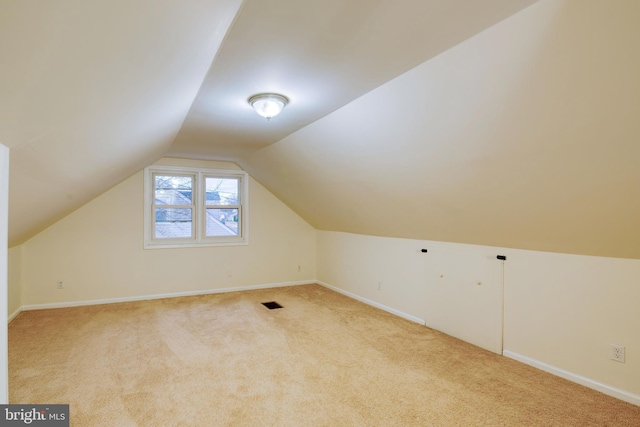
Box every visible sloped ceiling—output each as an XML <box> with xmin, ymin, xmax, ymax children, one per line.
<box><xmin>169</xmin><ymin>0</ymin><xmax>538</xmax><ymax>160</ymax></box>
<box><xmin>1</xmin><ymin>0</ymin><xmax>244</xmax><ymax>245</ymax></box>
<box><xmin>243</xmin><ymin>0</ymin><xmax>640</xmax><ymax>259</ymax></box>
<box><xmin>3</xmin><ymin>0</ymin><xmax>639</xmax><ymax>259</ymax></box>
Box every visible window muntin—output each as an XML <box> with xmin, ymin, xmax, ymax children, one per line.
<box><xmin>144</xmin><ymin>166</ymin><xmax>248</xmax><ymax>248</ymax></box>
<box><xmin>152</xmin><ymin>174</ymin><xmax>195</xmax><ymax>240</ymax></box>
<box><xmin>204</xmin><ymin>176</ymin><xmax>240</xmax><ymax>237</ymax></box>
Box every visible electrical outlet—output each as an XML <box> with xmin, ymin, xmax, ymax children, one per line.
<box><xmin>611</xmin><ymin>344</ymin><xmax>625</xmax><ymax>363</ymax></box>
<box><xmin>57</xmin><ymin>280</ymin><xmax>64</xmax><ymax>289</ymax></box>
<box><xmin>297</xmin><ymin>265</ymin><xmax>301</xmax><ymax>272</ymax></box>
<box><xmin>377</xmin><ymin>282</ymin><xmax>382</xmax><ymax>290</ymax></box>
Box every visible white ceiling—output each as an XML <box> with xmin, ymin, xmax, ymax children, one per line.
<box><xmin>3</xmin><ymin>0</ymin><xmax>640</xmax><ymax>259</ymax></box>
<box><xmin>169</xmin><ymin>0</ymin><xmax>538</xmax><ymax>160</ymax></box>
<box><xmin>1</xmin><ymin>0</ymin><xmax>244</xmax><ymax>245</ymax></box>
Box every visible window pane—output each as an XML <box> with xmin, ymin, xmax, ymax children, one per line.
<box><xmin>206</xmin><ymin>208</ymin><xmax>239</xmax><ymax>236</ymax></box>
<box><xmin>205</xmin><ymin>177</ymin><xmax>238</xmax><ymax>205</ymax></box>
<box><xmin>154</xmin><ymin>208</ymin><xmax>192</xmax><ymax>239</ymax></box>
<box><xmin>155</xmin><ymin>175</ymin><xmax>192</xmax><ymax>205</ymax></box>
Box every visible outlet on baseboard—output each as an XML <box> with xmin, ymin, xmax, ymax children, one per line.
<box><xmin>610</xmin><ymin>344</ymin><xmax>625</xmax><ymax>363</ymax></box>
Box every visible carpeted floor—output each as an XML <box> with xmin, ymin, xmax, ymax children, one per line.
<box><xmin>8</xmin><ymin>284</ymin><xmax>640</xmax><ymax>426</ymax></box>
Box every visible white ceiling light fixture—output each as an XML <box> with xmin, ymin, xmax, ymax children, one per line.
<box><xmin>248</xmin><ymin>93</ymin><xmax>289</xmax><ymax>120</ymax></box>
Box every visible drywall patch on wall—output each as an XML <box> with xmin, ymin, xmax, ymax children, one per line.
<box><xmin>422</xmin><ymin>241</ymin><xmax>504</xmax><ymax>354</ymax></box>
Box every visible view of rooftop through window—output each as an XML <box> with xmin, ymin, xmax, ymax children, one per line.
<box><xmin>205</xmin><ymin>177</ymin><xmax>238</xmax><ymax>205</ymax></box>
<box><xmin>205</xmin><ymin>177</ymin><xmax>239</xmax><ymax>237</ymax></box>
<box><xmin>154</xmin><ymin>175</ymin><xmax>194</xmax><ymax>239</ymax></box>
<box><xmin>152</xmin><ymin>174</ymin><xmax>241</xmax><ymax>240</ymax></box>
<box><xmin>155</xmin><ymin>175</ymin><xmax>192</xmax><ymax>204</ymax></box>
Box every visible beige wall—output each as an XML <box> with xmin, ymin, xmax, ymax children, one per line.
<box><xmin>7</xmin><ymin>246</ymin><xmax>21</xmax><ymax>319</ymax></box>
<box><xmin>504</xmin><ymin>249</ymin><xmax>640</xmax><ymax>399</ymax></box>
<box><xmin>0</xmin><ymin>143</ymin><xmax>8</xmax><ymax>403</ymax></box>
<box><xmin>317</xmin><ymin>231</ymin><xmax>504</xmax><ymax>354</ymax></box>
<box><xmin>317</xmin><ymin>230</ymin><xmax>640</xmax><ymax>403</ymax></box>
<box><xmin>18</xmin><ymin>159</ymin><xmax>316</xmax><ymax>306</ymax></box>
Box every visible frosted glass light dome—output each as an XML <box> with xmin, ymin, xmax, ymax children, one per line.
<box><xmin>248</xmin><ymin>93</ymin><xmax>289</xmax><ymax>120</ymax></box>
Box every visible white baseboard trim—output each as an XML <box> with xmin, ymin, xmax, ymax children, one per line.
<box><xmin>8</xmin><ymin>308</ymin><xmax>21</xmax><ymax>323</ymax></box>
<box><xmin>317</xmin><ymin>280</ymin><xmax>425</xmax><ymax>325</ymax></box>
<box><xmin>15</xmin><ymin>280</ymin><xmax>316</xmax><ymax>314</ymax></box>
<box><xmin>503</xmin><ymin>350</ymin><xmax>640</xmax><ymax>407</ymax></box>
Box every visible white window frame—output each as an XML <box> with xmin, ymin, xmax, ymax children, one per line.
<box><xmin>144</xmin><ymin>165</ymin><xmax>249</xmax><ymax>249</ymax></box>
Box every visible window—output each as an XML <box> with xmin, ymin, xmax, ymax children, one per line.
<box><xmin>144</xmin><ymin>166</ymin><xmax>248</xmax><ymax>248</ymax></box>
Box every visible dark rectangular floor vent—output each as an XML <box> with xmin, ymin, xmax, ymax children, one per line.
<box><xmin>262</xmin><ymin>301</ymin><xmax>283</xmax><ymax>310</ymax></box>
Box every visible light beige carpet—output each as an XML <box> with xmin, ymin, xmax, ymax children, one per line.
<box><xmin>8</xmin><ymin>284</ymin><xmax>640</xmax><ymax>426</ymax></box>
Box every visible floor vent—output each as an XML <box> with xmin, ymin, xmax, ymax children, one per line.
<box><xmin>262</xmin><ymin>301</ymin><xmax>283</xmax><ymax>310</ymax></box>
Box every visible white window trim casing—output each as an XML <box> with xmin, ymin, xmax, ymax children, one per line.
<box><xmin>144</xmin><ymin>165</ymin><xmax>249</xmax><ymax>249</ymax></box>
